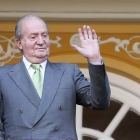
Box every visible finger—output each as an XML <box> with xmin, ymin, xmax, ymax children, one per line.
<box><xmin>83</xmin><ymin>25</ymin><xmax>88</xmax><ymax>40</ymax></box>
<box><xmin>87</xmin><ymin>26</ymin><xmax>92</xmax><ymax>39</ymax></box>
<box><xmin>92</xmin><ymin>29</ymin><xmax>98</xmax><ymax>40</ymax></box>
<box><xmin>78</xmin><ymin>28</ymin><xmax>84</xmax><ymax>41</ymax></box>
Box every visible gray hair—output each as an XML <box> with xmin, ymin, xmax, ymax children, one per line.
<box><xmin>15</xmin><ymin>14</ymin><xmax>48</xmax><ymax>53</ymax></box>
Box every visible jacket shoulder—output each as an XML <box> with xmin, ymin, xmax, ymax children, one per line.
<box><xmin>50</xmin><ymin>62</ymin><xmax>78</xmax><ymax>72</ymax></box>
<box><xmin>51</xmin><ymin>62</ymin><xmax>77</xmax><ymax>68</ymax></box>
<box><xmin>0</xmin><ymin>64</ymin><xmax>15</xmax><ymax>72</ymax></box>
<box><xmin>0</xmin><ymin>64</ymin><xmax>15</xmax><ymax>80</ymax></box>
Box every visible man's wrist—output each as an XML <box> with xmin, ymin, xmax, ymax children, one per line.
<box><xmin>89</xmin><ymin>57</ymin><xmax>103</xmax><ymax>65</ymax></box>
<box><xmin>88</xmin><ymin>55</ymin><xmax>102</xmax><ymax>64</ymax></box>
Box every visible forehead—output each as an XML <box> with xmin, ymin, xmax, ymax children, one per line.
<box><xmin>22</xmin><ymin>18</ymin><xmax>48</xmax><ymax>34</ymax></box>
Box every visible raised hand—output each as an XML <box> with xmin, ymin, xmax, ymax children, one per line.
<box><xmin>71</xmin><ymin>25</ymin><xmax>102</xmax><ymax>63</ymax></box>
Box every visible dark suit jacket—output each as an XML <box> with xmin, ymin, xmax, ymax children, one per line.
<box><xmin>0</xmin><ymin>60</ymin><xmax>110</xmax><ymax>139</ymax></box>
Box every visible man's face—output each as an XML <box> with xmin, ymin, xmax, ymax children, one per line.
<box><xmin>16</xmin><ymin>18</ymin><xmax>50</xmax><ymax>63</ymax></box>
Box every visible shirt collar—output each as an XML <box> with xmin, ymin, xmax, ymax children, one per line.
<box><xmin>22</xmin><ymin>56</ymin><xmax>47</xmax><ymax>71</ymax></box>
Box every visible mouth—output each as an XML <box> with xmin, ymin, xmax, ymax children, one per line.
<box><xmin>36</xmin><ymin>47</ymin><xmax>47</xmax><ymax>50</ymax></box>
<box><xmin>38</xmin><ymin>47</ymin><xmax>46</xmax><ymax>49</ymax></box>
<box><xmin>36</xmin><ymin>48</ymin><xmax>47</xmax><ymax>52</ymax></box>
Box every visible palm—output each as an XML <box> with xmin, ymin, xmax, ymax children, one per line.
<box><xmin>80</xmin><ymin>38</ymin><xmax>99</xmax><ymax>58</ymax></box>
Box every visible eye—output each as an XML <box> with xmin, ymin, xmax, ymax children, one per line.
<box><xmin>31</xmin><ymin>36</ymin><xmax>35</xmax><ymax>39</ymax></box>
<box><xmin>44</xmin><ymin>35</ymin><xmax>47</xmax><ymax>37</ymax></box>
<box><xmin>30</xmin><ymin>35</ymin><xmax>37</xmax><ymax>40</ymax></box>
<box><xmin>42</xmin><ymin>34</ymin><xmax>47</xmax><ymax>38</ymax></box>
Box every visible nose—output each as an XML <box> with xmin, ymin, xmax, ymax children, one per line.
<box><xmin>37</xmin><ymin>35</ymin><xmax>44</xmax><ymax>45</ymax></box>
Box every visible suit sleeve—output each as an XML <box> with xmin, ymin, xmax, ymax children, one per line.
<box><xmin>0</xmin><ymin>69</ymin><xmax>5</xmax><ymax>139</ymax></box>
<box><xmin>0</xmin><ymin>91</ymin><xmax>4</xmax><ymax>139</ymax></box>
<box><xmin>75</xmin><ymin>62</ymin><xmax>110</xmax><ymax>110</ymax></box>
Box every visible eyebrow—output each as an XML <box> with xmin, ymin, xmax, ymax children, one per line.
<box><xmin>30</xmin><ymin>32</ymin><xmax>48</xmax><ymax>35</ymax></box>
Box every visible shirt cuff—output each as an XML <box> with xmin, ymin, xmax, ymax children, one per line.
<box><xmin>89</xmin><ymin>57</ymin><xmax>104</xmax><ymax>65</ymax></box>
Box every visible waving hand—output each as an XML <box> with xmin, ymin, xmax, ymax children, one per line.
<box><xmin>71</xmin><ymin>25</ymin><xmax>102</xmax><ymax>63</ymax></box>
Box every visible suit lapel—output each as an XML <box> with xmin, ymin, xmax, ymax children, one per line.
<box><xmin>8</xmin><ymin>60</ymin><xmax>40</xmax><ymax>109</ymax></box>
<box><xmin>33</xmin><ymin>61</ymin><xmax>64</xmax><ymax>125</ymax></box>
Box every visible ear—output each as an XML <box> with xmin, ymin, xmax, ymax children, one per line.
<box><xmin>15</xmin><ymin>38</ymin><xmax>23</xmax><ymax>49</ymax></box>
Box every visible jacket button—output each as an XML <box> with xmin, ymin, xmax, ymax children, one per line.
<box><xmin>59</xmin><ymin>106</ymin><xmax>62</xmax><ymax>110</ymax></box>
<box><xmin>19</xmin><ymin>109</ymin><xmax>23</xmax><ymax>114</ymax></box>
<box><xmin>53</xmin><ymin>126</ymin><xmax>58</xmax><ymax>130</ymax></box>
<box><xmin>32</xmin><ymin>127</ymin><xmax>36</xmax><ymax>131</ymax></box>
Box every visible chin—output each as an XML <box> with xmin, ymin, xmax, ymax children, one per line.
<box><xmin>36</xmin><ymin>53</ymin><xmax>49</xmax><ymax>58</ymax></box>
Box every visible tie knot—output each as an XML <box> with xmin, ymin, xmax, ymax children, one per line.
<box><xmin>31</xmin><ymin>64</ymin><xmax>40</xmax><ymax>70</ymax></box>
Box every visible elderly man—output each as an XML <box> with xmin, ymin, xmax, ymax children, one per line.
<box><xmin>0</xmin><ymin>15</ymin><xmax>110</xmax><ymax>139</ymax></box>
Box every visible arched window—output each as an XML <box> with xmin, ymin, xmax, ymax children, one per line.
<box><xmin>76</xmin><ymin>69</ymin><xmax>140</xmax><ymax>140</ymax></box>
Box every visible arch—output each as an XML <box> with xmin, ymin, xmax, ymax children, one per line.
<box><xmin>49</xmin><ymin>54</ymin><xmax>140</xmax><ymax>83</ymax></box>
<box><xmin>75</xmin><ymin>69</ymin><xmax>140</xmax><ymax>140</ymax></box>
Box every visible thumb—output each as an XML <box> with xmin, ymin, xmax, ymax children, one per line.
<box><xmin>71</xmin><ymin>45</ymin><xmax>82</xmax><ymax>52</ymax></box>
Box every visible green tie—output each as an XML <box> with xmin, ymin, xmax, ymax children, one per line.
<box><xmin>31</xmin><ymin>64</ymin><xmax>44</xmax><ymax>98</ymax></box>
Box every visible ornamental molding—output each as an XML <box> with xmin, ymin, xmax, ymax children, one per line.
<box><xmin>70</xmin><ymin>34</ymin><xmax>140</xmax><ymax>60</ymax></box>
<box><xmin>0</xmin><ymin>35</ymin><xmax>61</xmax><ymax>66</ymax></box>
<box><xmin>0</xmin><ymin>36</ymin><xmax>20</xmax><ymax>67</ymax></box>
<box><xmin>0</xmin><ymin>12</ymin><xmax>140</xmax><ymax>21</ymax></box>
<box><xmin>1</xmin><ymin>34</ymin><xmax>140</xmax><ymax>66</ymax></box>
<box><xmin>0</xmin><ymin>0</ymin><xmax>140</xmax><ymax>21</ymax></box>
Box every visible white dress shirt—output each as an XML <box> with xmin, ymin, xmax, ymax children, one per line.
<box><xmin>22</xmin><ymin>56</ymin><xmax>47</xmax><ymax>79</ymax></box>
